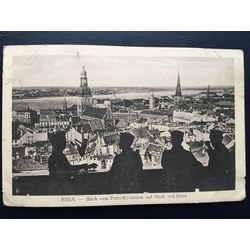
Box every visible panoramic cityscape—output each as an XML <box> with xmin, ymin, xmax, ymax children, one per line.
<box><xmin>12</xmin><ymin>61</ymin><xmax>235</xmax><ymax>195</ymax></box>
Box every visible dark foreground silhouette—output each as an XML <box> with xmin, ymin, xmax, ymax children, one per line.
<box><xmin>106</xmin><ymin>133</ymin><xmax>143</xmax><ymax>193</ymax></box>
<box><xmin>13</xmin><ymin>130</ymin><xmax>235</xmax><ymax>195</ymax></box>
<box><xmin>48</xmin><ymin>131</ymin><xmax>97</xmax><ymax>195</ymax></box>
<box><xmin>161</xmin><ymin>130</ymin><xmax>204</xmax><ymax>192</ymax></box>
<box><xmin>202</xmin><ymin>129</ymin><xmax>235</xmax><ymax>191</ymax></box>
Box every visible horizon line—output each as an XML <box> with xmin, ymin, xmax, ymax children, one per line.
<box><xmin>13</xmin><ymin>85</ymin><xmax>234</xmax><ymax>89</ymax></box>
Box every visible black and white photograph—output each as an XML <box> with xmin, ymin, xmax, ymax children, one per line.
<box><xmin>2</xmin><ymin>45</ymin><xmax>245</xmax><ymax>206</ymax></box>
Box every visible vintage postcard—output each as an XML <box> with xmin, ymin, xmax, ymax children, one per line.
<box><xmin>2</xmin><ymin>45</ymin><xmax>245</xmax><ymax>207</ymax></box>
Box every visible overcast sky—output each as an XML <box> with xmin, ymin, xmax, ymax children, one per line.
<box><xmin>12</xmin><ymin>55</ymin><xmax>234</xmax><ymax>88</ymax></box>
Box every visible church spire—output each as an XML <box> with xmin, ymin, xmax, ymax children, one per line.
<box><xmin>207</xmin><ymin>84</ymin><xmax>210</xmax><ymax>101</ymax></box>
<box><xmin>175</xmin><ymin>71</ymin><xmax>182</xmax><ymax>96</ymax></box>
<box><xmin>63</xmin><ymin>94</ymin><xmax>67</xmax><ymax>111</ymax></box>
<box><xmin>77</xmin><ymin>64</ymin><xmax>92</xmax><ymax>97</ymax></box>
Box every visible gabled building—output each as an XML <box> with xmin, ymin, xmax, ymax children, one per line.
<box><xmin>79</xmin><ymin>106</ymin><xmax>115</xmax><ymax>130</ymax></box>
<box><xmin>64</xmin><ymin>142</ymin><xmax>81</xmax><ymax>164</ymax></box>
<box><xmin>144</xmin><ymin>143</ymin><xmax>164</xmax><ymax>168</ymax></box>
<box><xmin>148</xmin><ymin>129</ymin><xmax>163</xmax><ymax>139</ymax></box>
<box><xmin>115</xmin><ymin>119</ymin><xmax>126</xmax><ymax>131</ymax></box>
<box><xmin>113</xmin><ymin>112</ymin><xmax>138</xmax><ymax>123</ymax></box>
<box><xmin>12</xmin><ymin>106</ymin><xmax>38</xmax><ymax>125</ymax></box>
<box><xmin>140</xmin><ymin>109</ymin><xmax>173</xmax><ymax>121</ymax></box>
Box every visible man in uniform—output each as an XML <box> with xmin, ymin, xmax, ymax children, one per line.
<box><xmin>48</xmin><ymin>131</ymin><xmax>97</xmax><ymax>195</ymax></box>
<box><xmin>161</xmin><ymin>130</ymin><xmax>204</xmax><ymax>192</ymax></box>
<box><xmin>106</xmin><ymin>133</ymin><xmax>143</xmax><ymax>193</ymax></box>
<box><xmin>204</xmin><ymin>129</ymin><xmax>235</xmax><ymax>190</ymax></box>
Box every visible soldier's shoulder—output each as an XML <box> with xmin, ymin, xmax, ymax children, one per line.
<box><xmin>180</xmin><ymin>148</ymin><xmax>194</xmax><ymax>157</ymax></box>
<box><xmin>164</xmin><ymin>147</ymin><xmax>172</xmax><ymax>152</ymax></box>
<box><xmin>183</xmin><ymin>148</ymin><xmax>193</xmax><ymax>154</ymax></box>
<box><xmin>162</xmin><ymin>148</ymin><xmax>171</xmax><ymax>155</ymax></box>
<box><xmin>130</xmin><ymin>150</ymin><xmax>140</xmax><ymax>158</ymax></box>
<box><xmin>114</xmin><ymin>153</ymin><xmax>121</xmax><ymax>159</ymax></box>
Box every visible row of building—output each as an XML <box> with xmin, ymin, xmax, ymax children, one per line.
<box><xmin>12</xmin><ymin>65</ymin><xmax>235</xmax><ymax>175</ymax></box>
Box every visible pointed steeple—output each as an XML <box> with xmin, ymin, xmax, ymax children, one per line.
<box><xmin>77</xmin><ymin>64</ymin><xmax>92</xmax><ymax>97</ymax></box>
<box><xmin>81</xmin><ymin>65</ymin><xmax>87</xmax><ymax>78</ymax></box>
<box><xmin>149</xmin><ymin>89</ymin><xmax>155</xmax><ymax>110</ymax></box>
<box><xmin>175</xmin><ymin>71</ymin><xmax>182</xmax><ymax>96</ymax></box>
<box><xmin>207</xmin><ymin>84</ymin><xmax>210</xmax><ymax>101</ymax></box>
<box><xmin>63</xmin><ymin>94</ymin><xmax>67</xmax><ymax>110</ymax></box>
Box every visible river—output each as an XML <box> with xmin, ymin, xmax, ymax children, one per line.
<box><xmin>12</xmin><ymin>90</ymin><xmax>202</xmax><ymax>110</ymax></box>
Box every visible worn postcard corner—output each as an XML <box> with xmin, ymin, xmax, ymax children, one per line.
<box><xmin>2</xmin><ymin>45</ymin><xmax>245</xmax><ymax>207</ymax></box>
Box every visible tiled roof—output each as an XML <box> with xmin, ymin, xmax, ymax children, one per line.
<box><xmin>18</xmin><ymin>124</ymin><xmax>28</xmax><ymax>132</ymax></box>
<box><xmin>88</xmin><ymin>134</ymin><xmax>98</xmax><ymax>143</ymax></box>
<box><xmin>90</xmin><ymin>142</ymin><xmax>97</xmax><ymax>154</ymax></box>
<box><xmin>226</xmin><ymin>118</ymin><xmax>235</xmax><ymax>124</ymax></box>
<box><xmin>189</xmin><ymin>121</ymin><xmax>207</xmax><ymax>125</ymax></box>
<box><xmin>146</xmin><ymin>143</ymin><xmax>163</xmax><ymax>152</ymax></box>
<box><xmin>89</xmin><ymin>119</ymin><xmax>104</xmax><ymax>131</ymax></box>
<box><xmin>94</xmin><ymin>154</ymin><xmax>114</xmax><ymax>160</ymax></box>
<box><xmin>141</xmin><ymin>110</ymin><xmax>174</xmax><ymax>116</ymax></box>
<box><xmin>186</xmin><ymin>141</ymin><xmax>204</xmax><ymax>148</ymax></box>
<box><xmin>148</xmin><ymin>136</ymin><xmax>156</xmax><ymax>144</ymax></box>
<box><xmin>82</xmin><ymin>106</ymin><xmax>108</xmax><ymax>119</ymax></box>
<box><xmin>40</xmin><ymin>110</ymin><xmax>56</xmax><ymax>115</ymax></box>
<box><xmin>13</xmin><ymin>158</ymin><xmax>48</xmax><ymax>172</ymax></box>
<box><xmin>222</xmin><ymin>134</ymin><xmax>233</xmax><ymax>146</ymax></box>
<box><xmin>64</xmin><ymin>143</ymin><xmax>79</xmax><ymax>155</ymax></box>
<box><xmin>103</xmin><ymin>133</ymin><xmax>119</xmax><ymax>145</ymax></box>
<box><xmin>115</xmin><ymin>119</ymin><xmax>126</xmax><ymax>128</ymax></box>
<box><xmin>71</xmin><ymin>116</ymin><xmax>81</xmax><ymax>124</ymax></box>
<box><xmin>148</xmin><ymin>129</ymin><xmax>163</xmax><ymax>136</ymax></box>
<box><xmin>68</xmin><ymin>105</ymin><xmax>77</xmax><ymax>111</ymax></box>
<box><xmin>137</xmin><ymin>118</ymin><xmax>148</xmax><ymax>124</ymax></box>
<box><xmin>74</xmin><ymin>119</ymin><xmax>89</xmax><ymax>126</ymax></box>
<box><xmin>29</xmin><ymin>140</ymin><xmax>52</xmax><ymax>148</ymax></box>
<box><xmin>131</xmin><ymin>127</ymin><xmax>148</xmax><ymax>138</ymax></box>
<box><xmin>74</xmin><ymin>122</ymin><xmax>92</xmax><ymax>133</ymax></box>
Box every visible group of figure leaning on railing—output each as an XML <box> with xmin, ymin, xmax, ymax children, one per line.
<box><xmin>48</xmin><ymin>129</ymin><xmax>235</xmax><ymax>195</ymax></box>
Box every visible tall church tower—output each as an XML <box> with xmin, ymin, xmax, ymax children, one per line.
<box><xmin>174</xmin><ymin>71</ymin><xmax>184</xmax><ymax>107</ymax></box>
<box><xmin>149</xmin><ymin>91</ymin><xmax>155</xmax><ymax>110</ymax></box>
<box><xmin>77</xmin><ymin>65</ymin><xmax>93</xmax><ymax>116</ymax></box>
<box><xmin>175</xmin><ymin>71</ymin><xmax>182</xmax><ymax>96</ymax></box>
<box><xmin>63</xmin><ymin>94</ymin><xmax>67</xmax><ymax>111</ymax></box>
<box><xmin>207</xmin><ymin>84</ymin><xmax>210</xmax><ymax>102</ymax></box>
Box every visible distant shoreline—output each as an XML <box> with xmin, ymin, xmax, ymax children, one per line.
<box><xmin>12</xmin><ymin>85</ymin><xmax>234</xmax><ymax>90</ymax></box>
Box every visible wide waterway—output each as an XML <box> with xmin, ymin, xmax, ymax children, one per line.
<box><xmin>13</xmin><ymin>90</ymin><xmax>203</xmax><ymax>110</ymax></box>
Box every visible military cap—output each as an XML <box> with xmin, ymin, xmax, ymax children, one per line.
<box><xmin>120</xmin><ymin>132</ymin><xmax>135</xmax><ymax>144</ymax></box>
<box><xmin>210</xmin><ymin>129</ymin><xmax>224</xmax><ymax>136</ymax></box>
<box><xmin>48</xmin><ymin>131</ymin><xmax>66</xmax><ymax>144</ymax></box>
<box><xmin>169</xmin><ymin>130</ymin><xmax>184</xmax><ymax>137</ymax></box>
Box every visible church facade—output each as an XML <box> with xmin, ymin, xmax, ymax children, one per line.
<box><xmin>76</xmin><ymin>65</ymin><xmax>116</xmax><ymax>130</ymax></box>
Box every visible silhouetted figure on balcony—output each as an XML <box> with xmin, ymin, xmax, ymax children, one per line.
<box><xmin>48</xmin><ymin>131</ymin><xmax>97</xmax><ymax>195</ymax></box>
<box><xmin>204</xmin><ymin>129</ymin><xmax>235</xmax><ymax>190</ymax></box>
<box><xmin>106</xmin><ymin>133</ymin><xmax>143</xmax><ymax>193</ymax></box>
<box><xmin>161</xmin><ymin>130</ymin><xmax>204</xmax><ymax>192</ymax></box>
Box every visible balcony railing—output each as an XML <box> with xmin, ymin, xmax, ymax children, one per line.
<box><xmin>12</xmin><ymin>169</ymin><xmax>235</xmax><ymax>196</ymax></box>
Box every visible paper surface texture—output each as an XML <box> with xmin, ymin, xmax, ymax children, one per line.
<box><xmin>2</xmin><ymin>45</ymin><xmax>245</xmax><ymax>207</ymax></box>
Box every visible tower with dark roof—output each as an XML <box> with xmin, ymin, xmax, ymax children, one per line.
<box><xmin>77</xmin><ymin>65</ymin><xmax>94</xmax><ymax>116</ymax></box>
<box><xmin>173</xmin><ymin>71</ymin><xmax>184</xmax><ymax>108</ymax></box>
<box><xmin>207</xmin><ymin>84</ymin><xmax>210</xmax><ymax>102</ymax></box>
<box><xmin>77</xmin><ymin>65</ymin><xmax>92</xmax><ymax>97</ymax></box>
<box><xmin>149</xmin><ymin>91</ymin><xmax>155</xmax><ymax>110</ymax></box>
<box><xmin>175</xmin><ymin>71</ymin><xmax>182</xmax><ymax>96</ymax></box>
<box><xmin>63</xmin><ymin>94</ymin><xmax>67</xmax><ymax>111</ymax></box>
